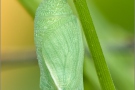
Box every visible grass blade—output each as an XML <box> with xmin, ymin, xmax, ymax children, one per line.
<box><xmin>18</xmin><ymin>0</ymin><xmax>41</xmax><ymax>18</ymax></box>
<box><xmin>73</xmin><ymin>0</ymin><xmax>116</xmax><ymax>89</ymax></box>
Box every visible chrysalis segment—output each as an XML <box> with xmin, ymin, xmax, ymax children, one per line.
<box><xmin>34</xmin><ymin>0</ymin><xmax>84</xmax><ymax>90</ymax></box>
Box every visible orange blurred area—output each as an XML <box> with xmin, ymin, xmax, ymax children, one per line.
<box><xmin>1</xmin><ymin>0</ymin><xmax>36</xmax><ymax>61</ymax></box>
<box><xmin>1</xmin><ymin>1</ymin><xmax>39</xmax><ymax>89</ymax></box>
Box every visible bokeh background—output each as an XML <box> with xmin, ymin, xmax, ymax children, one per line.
<box><xmin>1</xmin><ymin>0</ymin><xmax>134</xmax><ymax>90</ymax></box>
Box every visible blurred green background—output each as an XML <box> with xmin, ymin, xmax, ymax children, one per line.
<box><xmin>1</xmin><ymin>0</ymin><xmax>134</xmax><ymax>90</ymax></box>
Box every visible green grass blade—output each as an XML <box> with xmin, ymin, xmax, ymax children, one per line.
<box><xmin>18</xmin><ymin>0</ymin><xmax>41</xmax><ymax>18</ymax></box>
<box><xmin>73</xmin><ymin>0</ymin><xmax>116</xmax><ymax>90</ymax></box>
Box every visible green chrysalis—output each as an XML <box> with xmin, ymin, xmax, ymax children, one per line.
<box><xmin>34</xmin><ymin>0</ymin><xmax>84</xmax><ymax>89</ymax></box>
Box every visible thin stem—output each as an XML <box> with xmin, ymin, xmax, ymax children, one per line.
<box><xmin>73</xmin><ymin>0</ymin><xmax>116</xmax><ymax>90</ymax></box>
<box><xmin>18</xmin><ymin>0</ymin><xmax>41</xmax><ymax>18</ymax></box>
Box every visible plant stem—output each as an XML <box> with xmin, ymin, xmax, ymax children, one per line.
<box><xmin>73</xmin><ymin>0</ymin><xmax>116</xmax><ymax>90</ymax></box>
<box><xmin>18</xmin><ymin>0</ymin><xmax>41</xmax><ymax>18</ymax></box>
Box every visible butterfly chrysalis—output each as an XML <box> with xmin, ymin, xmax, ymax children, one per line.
<box><xmin>34</xmin><ymin>0</ymin><xmax>84</xmax><ymax>89</ymax></box>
